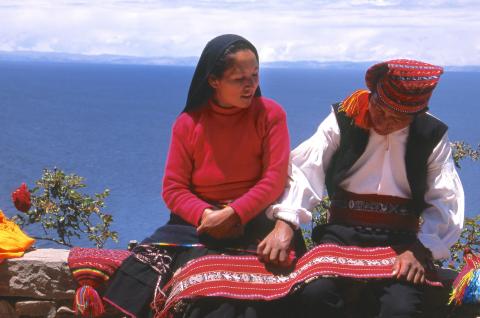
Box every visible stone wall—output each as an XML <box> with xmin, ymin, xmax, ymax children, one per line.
<box><xmin>0</xmin><ymin>249</ymin><xmax>123</xmax><ymax>318</ymax></box>
<box><xmin>0</xmin><ymin>249</ymin><xmax>479</xmax><ymax>318</ymax></box>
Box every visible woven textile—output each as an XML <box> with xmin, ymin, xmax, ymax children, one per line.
<box><xmin>329</xmin><ymin>191</ymin><xmax>419</xmax><ymax>232</ymax></box>
<box><xmin>68</xmin><ymin>247</ymin><xmax>132</xmax><ymax>317</ymax></box>
<box><xmin>68</xmin><ymin>247</ymin><xmax>132</xmax><ymax>288</ymax></box>
<box><xmin>365</xmin><ymin>59</ymin><xmax>443</xmax><ymax>114</ymax></box>
<box><xmin>157</xmin><ymin>244</ymin><xmax>442</xmax><ymax>318</ymax></box>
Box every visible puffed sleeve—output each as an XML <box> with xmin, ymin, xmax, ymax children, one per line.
<box><xmin>417</xmin><ymin>133</ymin><xmax>465</xmax><ymax>260</ymax></box>
<box><xmin>266</xmin><ymin>111</ymin><xmax>340</xmax><ymax>228</ymax></box>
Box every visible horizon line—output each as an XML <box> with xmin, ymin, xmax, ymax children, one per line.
<box><xmin>1</xmin><ymin>50</ymin><xmax>479</xmax><ymax>70</ymax></box>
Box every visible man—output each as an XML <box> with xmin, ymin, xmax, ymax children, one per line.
<box><xmin>257</xmin><ymin>59</ymin><xmax>464</xmax><ymax>317</ymax></box>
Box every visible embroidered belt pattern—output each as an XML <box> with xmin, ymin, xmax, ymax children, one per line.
<box><xmin>132</xmin><ymin>244</ymin><xmax>173</xmax><ymax>275</ymax></box>
<box><xmin>331</xmin><ymin>199</ymin><xmax>411</xmax><ymax>215</ymax></box>
<box><xmin>132</xmin><ymin>244</ymin><xmax>174</xmax><ymax>315</ymax></box>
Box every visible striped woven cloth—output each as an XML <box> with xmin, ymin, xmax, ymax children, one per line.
<box><xmin>157</xmin><ymin>244</ymin><xmax>442</xmax><ymax>318</ymax></box>
<box><xmin>68</xmin><ymin>247</ymin><xmax>132</xmax><ymax>288</ymax></box>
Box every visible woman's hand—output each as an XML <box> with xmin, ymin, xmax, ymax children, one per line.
<box><xmin>257</xmin><ymin>219</ymin><xmax>295</xmax><ymax>267</ymax></box>
<box><xmin>197</xmin><ymin>206</ymin><xmax>242</xmax><ymax>239</ymax></box>
<box><xmin>392</xmin><ymin>241</ymin><xmax>433</xmax><ymax>284</ymax></box>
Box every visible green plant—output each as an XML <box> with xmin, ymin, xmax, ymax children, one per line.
<box><xmin>13</xmin><ymin>168</ymin><xmax>118</xmax><ymax>248</ymax></box>
<box><xmin>446</xmin><ymin>215</ymin><xmax>480</xmax><ymax>269</ymax></box>
<box><xmin>443</xmin><ymin>141</ymin><xmax>480</xmax><ymax>268</ymax></box>
<box><xmin>302</xmin><ymin>197</ymin><xmax>330</xmax><ymax>250</ymax></box>
<box><xmin>451</xmin><ymin>141</ymin><xmax>479</xmax><ymax>168</ymax></box>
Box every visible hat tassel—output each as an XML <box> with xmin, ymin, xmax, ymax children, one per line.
<box><xmin>339</xmin><ymin>89</ymin><xmax>371</xmax><ymax>130</ymax></box>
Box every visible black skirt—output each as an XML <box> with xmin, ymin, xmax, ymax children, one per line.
<box><xmin>103</xmin><ymin>213</ymin><xmax>306</xmax><ymax>318</ymax></box>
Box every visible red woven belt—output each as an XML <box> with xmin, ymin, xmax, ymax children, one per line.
<box><xmin>329</xmin><ymin>190</ymin><xmax>419</xmax><ymax>232</ymax></box>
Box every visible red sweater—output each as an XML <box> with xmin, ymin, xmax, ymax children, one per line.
<box><xmin>162</xmin><ymin>97</ymin><xmax>290</xmax><ymax>226</ymax></box>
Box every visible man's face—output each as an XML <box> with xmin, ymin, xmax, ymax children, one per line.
<box><xmin>368</xmin><ymin>96</ymin><xmax>414</xmax><ymax>135</ymax></box>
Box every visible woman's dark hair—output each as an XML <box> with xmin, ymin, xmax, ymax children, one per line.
<box><xmin>209</xmin><ymin>41</ymin><xmax>258</xmax><ymax>79</ymax></box>
<box><xmin>183</xmin><ymin>34</ymin><xmax>261</xmax><ymax>113</ymax></box>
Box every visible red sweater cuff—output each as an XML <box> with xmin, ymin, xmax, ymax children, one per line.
<box><xmin>229</xmin><ymin>201</ymin><xmax>255</xmax><ymax>225</ymax></box>
<box><xmin>182</xmin><ymin>202</ymin><xmax>213</xmax><ymax>226</ymax></box>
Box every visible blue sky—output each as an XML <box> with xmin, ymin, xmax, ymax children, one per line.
<box><xmin>0</xmin><ymin>0</ymin><xmax>479</xmax><ymax>65</ymax></box>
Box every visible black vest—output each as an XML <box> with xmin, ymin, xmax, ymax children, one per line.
<box><xmin>325</xmin><ymin>103</ymin><xmax>448</xmax><ymax>215</ymax></box>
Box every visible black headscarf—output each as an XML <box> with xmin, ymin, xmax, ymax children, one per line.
<box><xmin>183</xmin><ymin>34</ymin><xmax>262</xmax><ymax>113</ymax></box>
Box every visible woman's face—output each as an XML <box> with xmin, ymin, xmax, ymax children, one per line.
<box><xmin>368</xmin><ymin>96</ymin><xmax>414</xmax><ymax>135</ymax></box>
<box><xmin>208</xmin><ymin>49</ymin><xmax>259</xmax><ymax>109</ymax></box>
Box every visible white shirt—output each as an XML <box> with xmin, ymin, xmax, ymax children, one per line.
<box><xmin>267</xmin><ymin>111</ymin><xmax>464</xmax><ymax>260</ymax></box>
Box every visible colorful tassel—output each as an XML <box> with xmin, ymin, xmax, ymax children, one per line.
<box><xmin>449</xmin><ymin>248</ymin><xmax>480</xmax><ymax>305</ymax></box>
<box><xmin>463</xmin><ymin>270</ymin><xmax>480</xmax><ymax>303</ymax></box>
<box><xmin>339</xmin><ymin>89</ymin><xmax>371</xmax><ymax>130</ymax></box>
<box><xmin>68</xmin><ymin>247</ymin><xmax>131</xmax><ymax>317</ymax></box>
<box><xmin>74</xmin><ymin>285</ymin><xmax>106</xmax><ymax>317</ymax></box>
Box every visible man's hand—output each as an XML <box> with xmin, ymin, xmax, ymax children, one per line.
<box><xmin>197</xmin><ymin>206</ymin><xmax>242</xmax><ymax>240</ymax></box>
<box><xmin>392</xmin><ymin>241</ymin><xmax>433</xmax><ymax>284</ymax></box>
<box><xmin>257</xmin><ymin>219</ymin><xmax>295</xmax><ymax>267</ymax></box>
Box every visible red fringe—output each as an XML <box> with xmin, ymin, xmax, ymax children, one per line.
<box><xmin>74</xmin><ymin>285</ymin><xmax>106</xmax><ymax>317</ymax></box>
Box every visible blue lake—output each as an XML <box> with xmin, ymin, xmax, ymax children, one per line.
<box><xmin>1</xmin><ymin>62</ymin><xmax>478</xmax><ymax>248</ymax></box>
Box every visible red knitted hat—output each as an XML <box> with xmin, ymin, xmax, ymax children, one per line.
<box><xmin>365</xmin><ymin>59</ymin><xmax>443</xmax><ymax>114</ymax></box>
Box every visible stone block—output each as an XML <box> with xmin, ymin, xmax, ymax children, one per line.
<box><xmin>15</xmin><ymin>300</ymin><xmax>56</xmax><ymax>317</ymax></box>
<box><xmin>0</xmin><ymin>299</ymin><xmax>18</xmax><ymax>318</ymax></box>
<box><xmin>0</xmin><ymin>249</ymin><xmax>75</xmax><ymax>300</ymax></box>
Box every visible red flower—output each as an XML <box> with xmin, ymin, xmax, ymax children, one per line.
<box><xmin>12</xmin><ymin>183</ymin><xmax>31</xmax><ymax>213</ymax></box>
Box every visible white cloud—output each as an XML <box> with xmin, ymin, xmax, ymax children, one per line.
<box><xmin>0</xmin><ymin>0</ymin><xmax>479</xmax><ymax>65</ymax></box>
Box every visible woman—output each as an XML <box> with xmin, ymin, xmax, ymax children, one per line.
<box><xmin>103</xmin><ymin>34</ymin><xmax>305</xmax><ymax>318</ymax></box>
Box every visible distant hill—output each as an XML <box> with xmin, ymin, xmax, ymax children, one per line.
<box><xmin>0</xmin><ymin>51</ymin><xmax>198</xmax><ymax>66</ymax></box>
<box><xmin>0</xmin><ymin>50</ymin><xmax>479</xmax><ymax>71</ymax></box>
<box><xmin>263</xmin><ymin>60</ymin><xmax>373</xmax><ymax>70</ymax></box>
